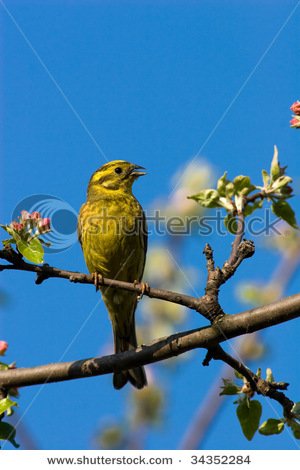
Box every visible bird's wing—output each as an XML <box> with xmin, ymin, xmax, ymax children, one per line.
<box><xmin>139</xmin><ymin>210</ymin><xmax>148</xmax><ymax>281</ymax></box>
<box><xmin>77</xmin><ymin>204</ymin><xmax>84</xmax><ymax>246</ymax></box>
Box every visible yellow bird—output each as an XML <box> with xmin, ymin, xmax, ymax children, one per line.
<box><xmin>78</xmin><ymin>160</ymin><xmax>147</xmax><ymax>389</ymax></box>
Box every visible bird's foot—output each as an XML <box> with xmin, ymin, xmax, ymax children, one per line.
<box><xmin>93</xmin><ymin>273</ymin><xmax>104</xmax><ymax>291</ymax></box>
<box><xmin>134</xmin><ymin>280</ymin><xmax>150</xmax><ymax>301</ymax></box>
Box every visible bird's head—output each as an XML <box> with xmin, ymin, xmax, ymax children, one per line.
<box><xmin>87</xmin><ymin>160</ymin><xmax>146</xmax><ymax>198</ymax></box>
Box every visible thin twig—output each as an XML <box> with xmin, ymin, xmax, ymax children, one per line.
<box><xmin>180</xmin><ymin>241</ymin><xmax>300</xmax><ymax>449</ymax></box>
<box><xmin>227</xmin><ymin>211</ymin><xmax>245</xmax><ymax>265</ymax></box>
<box><xmin>200</xmin><ymin>219</ymin><xmax>254</xmax><ymax>322</ymax></box>
<box><xmin>205</xmin><ymin>345</ymin><xmax>294</xmax><ymax>418</ymax></box>
<box><xmin>0</xmin><ymin>246</ymin><xmax>253</xmax><ymax>322</ymax></box>
<box><xmin>0</xmin><ymin>247</ymin><xmax>205</xmax><ymax>314</ymax></box>
<box><xmin>245</xmin><ymin>191</ymin><xmax>265</xmax><ymax>204</ymax></box>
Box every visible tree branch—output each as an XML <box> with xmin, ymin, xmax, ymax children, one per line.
<box><xmin>1</xmin><ymin>292</ymin><xmax>300</xmax><ymax>389</ymax></box>
<box><xmin>0</xmin><ymin>235</ymin><xmax>298</xmax><ymax>419</ymax></box>
<box><xmin>0</xmin><ymin>247</ymin><xmax>203</xmax><ymax>313</ymax></box>
<box><xmin>245</xmin><ymin>191</ymin><xmax>265</xmax><ymax>204</ymax></box>
<box><xmin>0</xmin><ymin>245</ymin><xmax>253</xmax><ymax>323</ymax></box>
<box><xmin>204</xmin><ymin>344</ymin><xmax>294</xmax><ymax>418</ymax></box>
<box><xmin>227</xmin><ymin>211</ymin><xmax>245</xmax><ymax>265</ymax></box>
<box><xmin>201</xmin><ymin>233</ymin><xmax>254</xmax><ymax>321</ymax></box>
<box><xmin>180</xmin><ymin>232</ymin><xmax>300</xmax><ymax>449</ymax></box>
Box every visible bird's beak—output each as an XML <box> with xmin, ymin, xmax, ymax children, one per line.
<box><xmin>129</xmin><ymin>164</ymin><xmax>147</xmax><ymax>177</ymax></box>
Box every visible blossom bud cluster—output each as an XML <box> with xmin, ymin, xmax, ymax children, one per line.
<box><xmin>0</xmin><ymin>340</ymin><xmax>8</xmax><ymax>356</ymax></box>
<box><xmin>290</xmin><ymin>101</ymin><xmax>300</xmax><ymax>128</ymax></box>
<box><xmin>10</xmin><ymin>211</ymin><xmax>51</xmax><ymax>236</ymax></box>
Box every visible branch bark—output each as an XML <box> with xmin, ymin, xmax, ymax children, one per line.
<box><xmin>0</xmin><ymin>239</ymin><xmax>298</xmax><ymax>422</ymax></box>
<box><xmin>1</xmin><ymin>292</ymin><xmax>300</xmax><ymax>389</ymax></box>
<box><xmin>227</xmin><ymin>211</ymin><xmax>245</xmax><ymax>265</ymax></box>
<box><xmin>0</xmin><ymin>247</ymin><xmax>207</xmax><ymax>317</ymax></box>
<box><xmin>0</xmin><ymin>244</ymin><xmax>253</xmax><ymax>322</ymax></box>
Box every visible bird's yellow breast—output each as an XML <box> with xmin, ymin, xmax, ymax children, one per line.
<box><xmin>78</xmin><ymin>194</ymin><xmax>146</xmax><ymax>283</ymax></box>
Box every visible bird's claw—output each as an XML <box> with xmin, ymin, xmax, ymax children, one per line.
<box><xmin>135</xmin><ymin>280</ymin><xmax>150</xmax><ymax>301</ymax></box>
<box><xmin>93</xmin><ymin>273</ymin><xmax>104</xmax><ymax>291</ymax></box>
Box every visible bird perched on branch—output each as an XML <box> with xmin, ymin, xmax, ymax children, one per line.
<box><xmin>78</xmin><ymin>160</ymin><xmax>147</xmax><ymax>389</ymax></box>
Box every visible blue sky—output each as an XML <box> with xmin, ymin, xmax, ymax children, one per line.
<box><xmin>1</xmin><ymin>0</ymin><xmax>300</xmax><ymax>450</ymax></box>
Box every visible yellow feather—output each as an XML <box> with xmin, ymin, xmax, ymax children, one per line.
<box><xmin>78</xmin><ymin>160</ymin><xmax>147</xmax><ymax>389</ymax></box>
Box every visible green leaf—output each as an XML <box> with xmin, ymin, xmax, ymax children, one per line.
<box><xmin>271</xmin><ymin>200</ymin><xmax>298</xmax><ymax>229</ymax></box>
<box><xmin>271</xmin><ymin>175</ymin><xmax>293</xmax><ymax>192</ymax></box>
<box><xmin>259</xmin><ymin>419</ymin><xmax>285</xmax><ymax>436</ymax></box>
<box><xmin>292</xmin><ymin>402</ymin><xmax>300</xmax><ymax>420</ymax></box>
<box><xmin>220</xmin><ymin>379</ymin><xmax>241</xmax><ymax>396</ymax></box>
<box><xmin>262</xmin><ymin>170</ymin><xmax>270</xmax><ymax>187</ymax></box>
<box><xmin>232</xmin><ymin>175</ymin><xmax>256</xmax><ymax>196</ymax></box>
<box><xmin>217</xmin><ymin>172</ymin><xmax>230</xmax><ymax>196</ymax></box>
<box><xmin>188</xmin><ymin>189</ymin><xmax>220</xmax><ymax>208</ymax></box>
<box><xmin>224</xmin><ymin>214</ymin><xmax>238</xmax><ymax>234</ymax></box>
<box><xmin>225</xmin><ymin>182</ymin><xmax>235</xmax><ymax>198</ymax></box>
<box><xmin>270</xmin><ymin>145</ymin><xmax>280</xmax><ymax>181</ymax></box>
<box><xmin>279</xmin><ymin>185</ymin><xmax>293</xmax><ymax>198</ymax></box>
<box><xmin>244</xmin><ymin>199</ymin><xmax>264</xmax><ymax>217</ymax></box>
<box><xmin>236</xmin><ymin>399</ymin><xmax>262</xmax><ymax>441</ymax></box>
<box><xmin>2</xmin><ymin>239</ymin><xmax>15</xmax><ymax>247</ymax></box>
<box><xmin>0</xmin><ymin>397</ymin><xmax>17</xmax><ymax>415</ymax></box>
<box><xmin>234</xmin><ymin>370</ymin><xmax>245</xmax><ymax>380</ymax></box>
<box><xmin>218</xmin><ymin>197</ymin><xmax>235</xmax><ymax>212</ymax></box>
<box><xmin>266</xmin><ymin>368</ymin><xmax>274</xmax><ymax>383</ymax></box>
<box><xmin>0</xmin><ymin>224</ymin><xmax>15</xmax><ymax>237</ymax></box>
<box><xmin>0</xmin><ymin>362</ymin><xmax>9</xmax><ymax>371</ymax></box>
<box><xmin>15</xmin><ymin>237</ymin><xmax>44</xmax><ymax>264</ymax></box>
<box><xmin>289</xmin><ymin>420</ymin><xmax>300</xmax><ymax>439</ymax></box>
<box><xmin>0</xmin><ymin>422</ymin><xmax>20</xmax><ymax>448</ymax></box>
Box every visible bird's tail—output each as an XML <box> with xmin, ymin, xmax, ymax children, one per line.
<box><xmin>112</xmin><ymin>319</ymin><xmax>147</xmax><ymax>390</ymax></box>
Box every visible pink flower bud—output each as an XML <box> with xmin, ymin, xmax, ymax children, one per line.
<box><xmin>38</xmin><ymin>217</ymin><xmax>51</xmax><ymax>233</ymax></box>
<box><xmin>290</xmin><ymin>117</ymin><xmax>300</xmax><ymax>128</ymax></box>
<box><xmin>0</xmin><ymin>340</ymin><xmax>8</xmax><ymax>356</ymax></box>
<box><xmin>290</xmin><ymin>101</ymin><xmax>300</xmax><ymax>115</ymax></box>
<box><xmin>11</xmin><ymin>222</ymin><xmax>24</xmax><ymax>232</ymax></box>
<box><xmin>21</xmin><ymin>210</ymin><xmax>31</xmax><ymax>221</ymax></box>
<box><xmin>31</xmin><ymin>211</ymin><xmax>41</xmax><ymax>220</ymax></box>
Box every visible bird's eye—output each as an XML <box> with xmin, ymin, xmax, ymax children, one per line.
<box><xmin>115</xmin><ymin>167</ymin><xmax>123</xmax><ymax>174</ymax></box>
